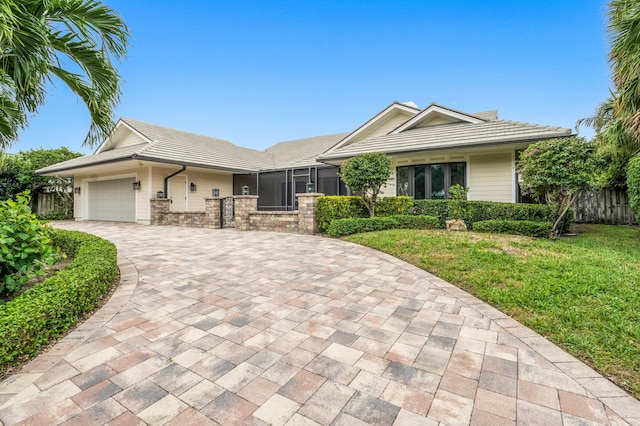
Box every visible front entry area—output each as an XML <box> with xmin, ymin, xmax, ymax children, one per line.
<box><xmin>87</xmin><ymin>178</ymin><xmax>135</xmax><ymax>222</ymax></box>
<box><xmin>169</xmin><ymin>175</ymin><xmax>187</xmax><ymax>211</ymax></box>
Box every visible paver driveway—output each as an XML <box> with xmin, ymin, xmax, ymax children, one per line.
<box><xmin>1</xmin><ymin>222</ymin><xmax>639</xmax><ymax>426</ymax></box>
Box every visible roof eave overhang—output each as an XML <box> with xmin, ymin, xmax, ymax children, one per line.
<box><xmin>130</xmin><ymin>155</ymin><xmax>258</xmax><ymax>174</ymax></box>
<box><xmin>317</xmin><ymin>133</ymin><xmax>575</xmax><ymax>164</ymax></box>
<box><xmin>34</xmin><ymin>155</ymin><xmax>136</xmax><ymax>176</ymax></box>
<box><xmin>36</xmin><ymin>154</ymin><xmax>259</xmax><ymax>176</ymax></box>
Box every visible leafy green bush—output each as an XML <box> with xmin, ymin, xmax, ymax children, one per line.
<box><xmin>627</xmin><ymin>154</ymin><xmax>640</xmax><ymax>220</ymax></box>
<box><xmin>473</xmin><ymin>220</ymin><xmax>553</xmax><ymax>238</ymax></box>
<box><xmin>0</xmin><ymin>229</ymin><xmax>118</xmax><ymax>369</ymax></box>
<box><xmin>327</xmin><ymin>215</ymin><xmax>439</xmax><ymax>237</ymax></box>
<box><xmin>316</xmin><ymin>196</ymin><xmax>368</xmax><ymax>232</ymax></box>
<box><xmin>375</xmin><ymin>196</ymin><xmax>414</xmax><ymax>217</ymax></box>
<box><xmin>0</xmin><ymin>192</ymin><xmax>59</xmax><ymax>297</ymax></box>
<box><xmin>447</xmin><ymin>184</ymin><xmax>470</xmax><ymax>220</ymax></box>
<box><xmin>411</xmin><ymin>199</ymin><xmax>564</xmax><ymax>229</ymax></box>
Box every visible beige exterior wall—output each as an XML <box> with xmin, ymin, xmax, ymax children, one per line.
<box><xmin>178</xmin><ymin>170</ymin><xmax>233</xmax><ymax>211</ymax></box>
<box><xmin>74</xmin><ymin>165</ymin><xmax>234</xmax><ymax>224</ymax></box>
<box><xmin>353</xmin><ymin>113</ymin><xmax>414</xmax><ymax>144</ymax></box>
<box><xmin>468</xmin><ymin>153</ymin><xmax>514</xmax><ymax>202</ymax></box>
<box><xmin>383</xmin><ymin>149</ymin><xmax>517</xmax><ymax>203</ymax></box>
<box><xmin>117</xmin><ymin>132</ymin><xmax>146</xmax><ymax>149</ymax></box>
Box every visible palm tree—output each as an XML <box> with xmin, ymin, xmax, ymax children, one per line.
<box><xmin>608</xmin><ymin>0</ymin><xmax>640</xmax><ymax>141</ymax></box>
<box><xmin>578</xmin><ymin>0</ymin><xmax>640</xmax><ymax>187</ymax></box>
<box><xmin>0</xmin><ymin>0</ymin><xmax>129</xmax><ymax>148</ymax></box>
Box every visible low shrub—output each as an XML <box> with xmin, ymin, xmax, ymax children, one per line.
<box><xmin>375</xmin><ymin>196</ymin><xmax>414</xmax><ymax>217</ymax></box>
<box><xmin>316</xmin><ymin>196</ymin><xmax>368</xmax><ymax>232</ymax></box>
<box><xmin>411</xmin><ymin>199</ymin><xmax>566</xmax><ymax>229</ymax></box>
<box><xmin>0</xmin><ymin>192</ymin><xmax>59</xmax><ymax>297</ymax></box>
<box><xmin>36</xmin><ymin>212</ymin><xmax>74</xmax><ymax>221</ymax></box>
<box><xmin>473</xmin><ymin>220</ymin><xmax>553</xmax><ymax>238</ymax></box>
<box><xmin>327</xmin><ymin>215</ymin><xmax>439</xmax><ymax>237</ymax></box>
<box><xmin>0</xmin><ymin>229</ymin><xmax>118</xmax><ymax>370</ymax></box>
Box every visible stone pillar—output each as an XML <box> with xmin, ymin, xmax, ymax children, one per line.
<box><xmin>234</xmin><ymin>195</ymin><xmax>259</xmax><ymax>231</ymax></box>
<box><xmin>150</xmin><ymin>198</ymin><xmax>170</xmax><ymax>225</ymax></box>
<box><xmin>297</xmin><ymin>193</ymin><xmax>324</xmax><ymax>234</ymax></box>
<box><xmin>204</xmin><ymin>198</ymin><xmax>222</xmax><ymax>229</ymax></box>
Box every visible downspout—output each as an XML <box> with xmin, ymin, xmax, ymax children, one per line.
<box><xmin>164</xmin><ymin>166</ymin><xmax>186</xmax><ymax>199</ymax></box>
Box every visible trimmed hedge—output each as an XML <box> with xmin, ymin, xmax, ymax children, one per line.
<box><xmin>317</xmin><ymin>196</ymin><xmax>368</xmax><ymax>232</ymax></box>
<box><xmin>326</xmin><ymin>215</ymin><xmax>439</xmax><ymax>237</ymax></box>
<box><xmin>375</xmin><ymin>196</ymin><xmax>414</xmax><ymax>217</ymax></box>
<box><xmin>474</xmin><ymin>220</ymin><xmax>553</xmax><ymax>238</ymax></box>
<box><xmin>410</xmin><ymin>199</ymin><xmax>570</xmax><ymax>229</ymax></box>
<box><xmin>0</xmin><ymin>229</ymin><xmax>118</xmax><ymax>370</ymax></box>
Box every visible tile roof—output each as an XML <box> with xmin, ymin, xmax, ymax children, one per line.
<box><xmin>265</xmin><ymin>132</ymin><xmax>350</xmax><ymax>169</ymax></box>
<box><xmin>36</xmin><ymin>118</ymin><xmax>275</xmax><ymax>175</ymax></box>
<box><xmin>36</xmin><ymin>119</ymin><xmax>348</xmax><ymax>175</ymax></box>
<box><xmin>318</xmin><ymin>119</ymin><xmax>572</xmax><ymax>161</ymax></box>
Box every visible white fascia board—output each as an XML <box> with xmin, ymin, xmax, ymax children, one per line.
<box><xmin>390</xmin><ymin>105</ymin><xmax>485</xmax><ymax>135</ymax></box>
<box><xmin>323</xmin><ymin>102</ymin><xmax>419</xmax><ymax>155</ymax></box>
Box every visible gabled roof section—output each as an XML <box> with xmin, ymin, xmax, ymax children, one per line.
<box><xmin>94</xmin><ymin>119</ymin><xmax>152</xmax><ymax>154</ymax></box>
<box><xmin>318</xmin><ymin>119</ymin><xmax>573</xmax><ymax>162</ymax></box>
<box><xmin>36</xmin><ymin>118</ymin><xmax>275</xmax><ymax>176</ymax></box>
<box><xmin>266</xmin><ymin>132</ymin><xmax>350</xmax><ymax>170</ymax></box>
<box><xmin>390</xmin><ymin>103</ymin><xmax>488</xmax><ymax>134</ymax></box>
<box><xmin>324</xmin><ymin>101</ymin><xmax>420</xmax><ymax>155</ymax></box>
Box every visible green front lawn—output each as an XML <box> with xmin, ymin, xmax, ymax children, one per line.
<box><xmin>346</xmin><ymin>224</ymin><xmax>640</xmax><ymax>399</ymax></box>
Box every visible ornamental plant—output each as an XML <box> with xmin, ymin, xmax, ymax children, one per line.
<box><xmin>339</xmin><ymin>152</ymin><xmax>393</xmax><ymax>217</ymax></box>
<box><xmin>0</xmin><ymin>191</ymin><xmax>58</xmax><ymax>297</ymax></box>
<box><xmin>516</xmin><ymin>137</ymin><xmax>602</xmax><ymax>238</ymax></box>
<box><xmin>447</xmin><ymin>184</ymin><xmax>469</xmax><ymax>220</ymax></box>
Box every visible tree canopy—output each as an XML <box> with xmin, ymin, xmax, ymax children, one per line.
<box><xmin>517</xmin><ymin>137</ymin><xmax>602</xmax><ymax>237</ymax></box>
<box><xmin>339</xmin><ymin>152</ymin><xmax>393</xmax><ymax>217</ymax></box>
<box><xmin>579</xmin><ymin>0</ymin><xmax>640</xmax><ymax>188</ymax></box>
<box><xmin>0</xmin><ymin>0</ymin><xmax>129</xmax><ymax>148</ymax></box>
<box><xmin>0</xmin><ymin>147</ymin><xmax>82</xmax><ymax>200</ymax></box>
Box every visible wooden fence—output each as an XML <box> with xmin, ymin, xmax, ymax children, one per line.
<box><xmin>572</xmin><ymin>188</ymin><xmax>637</xmax><ymax>225</ymax></box>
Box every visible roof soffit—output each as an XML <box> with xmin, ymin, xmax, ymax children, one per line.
<box><xmin>390</xmin><ymin>104</ymin><xmax>486</xmax><ymax>134</ymax></box>
<box><xmin>323</xmin><ymin>102</ymin><xmax>419</xmax><ymax>155</ymax></box>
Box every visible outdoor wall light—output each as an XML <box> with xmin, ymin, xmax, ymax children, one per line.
<box><xmin>212</xmin><ymin>188</ymin><xmax>220</xmax><ymax>198</ymax></box>
<box><xmin>73</xmin><ymin>186</ymin><xmax>81</xmax><ymax>194</ymax></box>
<box><xmin>241</xmin><ymin>185</ymin><xmax>250</xmax><ymax>195</ymax></box>
<box><xmin>132</xmin><ymin>181</ymin><xmax>141</xmax><ymax>190</ymax></box>
<box><xmin>190</xmin><ymin>182</ymin><xmax>197</xmax><ymax>192</ymax></box>
<box><xmin>156</xmin><ymin>191</ymin><xmax>164</xmax><ymax>199</ymax></box>
<box><xmin>306</xmin><ymin>182</ymin><xmax>315</xmax><ymax>193</ymax></box>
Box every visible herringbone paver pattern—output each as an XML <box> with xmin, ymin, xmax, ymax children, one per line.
<box><xmin>0</xmin><ymin>222</ymin><xmax>638</xmax><ymax>425</ymax></box>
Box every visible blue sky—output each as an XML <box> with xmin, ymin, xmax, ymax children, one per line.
<box><xmin>10</xmin><ymin>0</ymin><xmax>611</xmax><ymax>155</ymax></box>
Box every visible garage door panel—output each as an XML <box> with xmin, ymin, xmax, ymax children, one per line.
<box><xmin>88</xmin><ymin>178</ymin><xmax>135</xmax><ymax>222</ymax></box>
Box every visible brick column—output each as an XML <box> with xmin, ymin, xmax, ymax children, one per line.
<box><xmin>150</xmin><ymin>198</ymin><xmax>170</xmax><ymax>225</ymax></box>
<box><xmin>297</xmin><ymin>193</ymin><xmax>324</xmax><ymax>234</ymax></box>
<box><xmin>204</xmin><ymin>198</ymin><xmax>222</xmax><ymax>229</ymax></box>
<box><xmin>234</xmin><ymin>195</ymin><xmax>259</xmax><ymax>231</ymax></box>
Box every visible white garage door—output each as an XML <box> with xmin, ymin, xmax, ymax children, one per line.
<box><xmin>88</xmin><ymin>178</ymin><xmax>136</xmax><ymax>222</ymax></box>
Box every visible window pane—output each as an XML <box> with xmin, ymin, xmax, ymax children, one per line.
<box><xmin>414</xmin><ymin>166</ymin><xmax>426</xmax><ymax>199</ymax></box>
<box><xmin>431</xmin><ymin>164</ymin><xmax>445</xmax><ymax>199</ymax></box>
<box><xmin>450</xmin><ymin>163</ymin><xmax>465</xmax><ymax>188</ymax></box>
<box><xmin>397</xmin><ymin>167</ymin><xmax>409</xmax><ymax>196</ymax></box>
